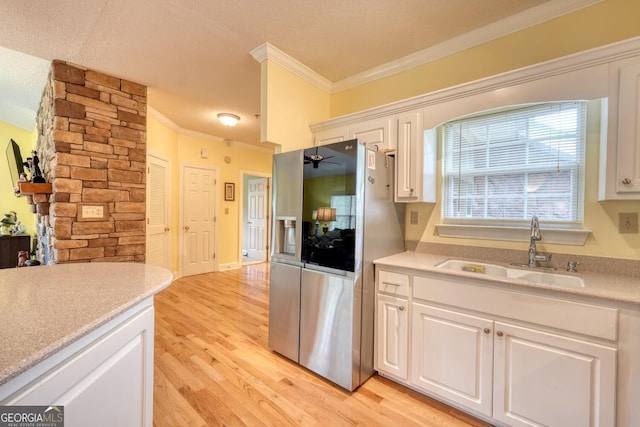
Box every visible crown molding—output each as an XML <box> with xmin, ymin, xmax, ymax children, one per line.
<box><xmin>332</xmin><ymin>0</ymin><xmax>604</xmax><ymax>92</ymax></box>
<box><xmin>147</xmin><ymin>106</ymin><xmax>274</xmax><ymax>154</ymax></box>
<box><xmin>147</xmin><ymin>106</ymin><xmax>180</xmax><ymax>131</ymax></box>
<box><xmin>250</xmin><ymin>42</ymin><xmax>332</xmax><ymax>92</ymax></box>
<box><xmin>310</xmin><ymin>35</ymin><xmax>640</xmax><ymax>133</ymax></box>
<box><xmin>252</xmin><ymin>0</ymin><xmax>604</xmax><ymax>94</ymax></box>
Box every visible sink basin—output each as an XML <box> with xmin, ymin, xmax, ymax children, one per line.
<box><xmin>435</xmin><ymin>259</ymin><xmax>585</xmax><ymax>289</ymax></box>
<box><xmin>435</xmin><ymin>259</ymin><xmax>509</xmax><ymax>277</ymax></box>
<box><xmin>511</xmin><ymin>271</ymin><xmax>585</xmax><ymax>288</ymax></box>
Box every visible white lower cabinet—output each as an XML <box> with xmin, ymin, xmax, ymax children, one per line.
<box><xmin>0</xmin><ymin>300</ymin><xmax>155</xmax><ymax>427</ymax></box>
<box><xmin>493</xmin><ymin>322</ymin><xmax>617</xmax><ymax>427</ymax></box>
<box><xmin>410</xmin><ymin>303</ymin><xmax>494</xmax><ymax>417</ymax></box>
<box><xmin>375</xmin><ymin>267</ymin><xmax>619</xmax><ymax>426</ymax></box>
<box><xmin>376</xmin><ymin>294</ymin><xmax>408</xmax><ymax>380</ymax></box>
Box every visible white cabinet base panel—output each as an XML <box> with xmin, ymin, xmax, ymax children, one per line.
<box><xmin>0</xmin><ymin>300</ymin><xmax>155</xmax><ymax>427</ymax></box>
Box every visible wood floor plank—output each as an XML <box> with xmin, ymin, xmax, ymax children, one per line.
<box><xmin>153</xmin><ymin>263</ymin><xmax>491</xmax><ymax>427</ymax></box>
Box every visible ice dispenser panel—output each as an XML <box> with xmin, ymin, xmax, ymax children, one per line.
<box><xmin>275</xmin><ymin>217</ymin><xmax>297</xmax><ymax>256</ymax></box>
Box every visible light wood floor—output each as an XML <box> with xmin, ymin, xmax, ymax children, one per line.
<box><xmin>153</xmin><ymin>263</ymin><xmax>491</xmax><ymax>427</ymax></box>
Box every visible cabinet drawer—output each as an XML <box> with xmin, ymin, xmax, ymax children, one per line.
<box><xmin>378</xmin><ymin>270</ymin><xmax>409</xmax><ymax>297</ymax></box>
<box><xmin>413</xmin><ymin>274</ymin><xmax>618</xmax><ymax>341</ymax></box>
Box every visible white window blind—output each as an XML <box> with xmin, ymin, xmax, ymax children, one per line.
<box><xmin>331</xmin><ymin>195</ymin><xmax>356</xmax><ymax>229</ymax></box>
<box><xmin>442</xmin><ymin>102</ymin><xmax>586</xmax><ymax>226</ymax></box>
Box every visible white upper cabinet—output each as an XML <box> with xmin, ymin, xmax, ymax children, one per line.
<box><xmin>349</xmin><ymin>117</ymin><xmax>397</xmax><ymax>152</ymax></box>
<box><xmin>395</xmin><ymin>111</ymin><xmax>435</xmax><ymax>203</ymax></box>
<box><xmin>600</xmin><ymin>56</ymin><xmax>640</xmax><ymax>200</ymax></box>
<box><xmin>313</xmin><ymin>127</ymin><xmax>347</xmax><ymax>146</ymax></box>
<box><xmin>311</xmin><ymin>110</ymin><xmax>436</xmax><ymax>203</ymax></box>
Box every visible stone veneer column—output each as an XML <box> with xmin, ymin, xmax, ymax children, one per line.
<box><xmin>35</xmin><ymin>60</ymin><xmax>147</xmax><ymax>264</ymax></box>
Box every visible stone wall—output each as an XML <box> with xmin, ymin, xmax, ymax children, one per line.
<box><xmin>35</xmin><ymin>60</ymin><xmax>147</xmax><ymax>264</ymax></box>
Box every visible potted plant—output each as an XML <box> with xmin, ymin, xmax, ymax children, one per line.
<box><xmin>1</xmin><ymin>211</ymin><xmax>17</xmax><ymax>235</ymax></box>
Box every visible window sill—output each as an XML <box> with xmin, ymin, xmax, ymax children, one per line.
<box><xmin>435</xmin><ymin>224</ymin><xmax>591</xmax><ymax>246</ymax></box>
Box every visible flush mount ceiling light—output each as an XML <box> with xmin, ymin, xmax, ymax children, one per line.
<box><xmin>217</xmin><ymin>113</ymin><xmax>240</xmax><ymax>127</ymax></box>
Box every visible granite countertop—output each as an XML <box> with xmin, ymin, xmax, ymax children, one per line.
<box><xmin>0</xmin><ymin>262</ymin><xmax>173</xmax><ymax>385</ymax></box>
<box><xmin>374</xmin><ymin>251</ymin><xmax>640</xmax><ymax>306</ymax></box>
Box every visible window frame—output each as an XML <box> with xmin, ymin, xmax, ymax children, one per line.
<box><xmin>440</xmin><ymin>101</ymin><xmax>587</xmax><ymax>230</ymax></box>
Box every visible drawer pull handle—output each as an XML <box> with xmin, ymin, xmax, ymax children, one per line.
<box><xmin>382</xmin><ymin>281</ymin><xmax>401</xmax><ymax>287</ymax></box>
<box><xmin>496</xmin><ymin>331</ymin><xmax>504</xmax><ymax>337</ymax></box>
<box><xmin>484</xmin><ymin>328</ymin><xmax>491</xmax><ymax>334</ymax></box>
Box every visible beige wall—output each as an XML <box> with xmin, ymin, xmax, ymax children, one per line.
<box><xmin>330</xmin><ymin>0</ymin><xmax>640</xmax><ymax>116</ymax></box>
<box><xmin>147</xmin><ymin>114</ymin><xmax>273</xmax><ymax>273</ymax></box>
<box><xmin>0</xmin><ymin>121</ymin><xmax>37</xmax><ymax>238</ymax></box>
<box><xmin>263</xmin><ymin>61</ymin><xmax>330</xmax><ymax>151</ymax></box>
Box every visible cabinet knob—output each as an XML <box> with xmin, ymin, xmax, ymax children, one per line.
<box><xmin>184</xmin><ymin>225</ymin><xmax>190</xmax><ymax>231</ymax></box>
<box><xmin>164</xmin><ymin>227</ymin><xmax>170</xmax><ymax>232</ymax></box>
<box><xmin>483</xmin><ymin>328</ymin><xmax>491</xmax><ymax>334</ymax></box>
<box><xmin>410</xmin><ymin>188</ymin><xmax>414</xmax><ymax>193</ymax></box>
<box><xmin>398</xmin><ymin>306</ymin><xmax>405</xmax><ymax>311</ymax></box>
<box><xmin>496</xmin><ymin>331</ymin><xmax>504</xmax><ymax>337</ymax></box>
<box><xmin>622</xmin><ymin>178</ymin><xmax>632</xmax><ymax>185</ymax></box>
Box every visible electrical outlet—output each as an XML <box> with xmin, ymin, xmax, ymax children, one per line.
<box><xmin>410</xmin><ymin>211</ymin><xmax>419</xmax><ymax>225</ymax></box>
<box><xmin>619</xmin><ymin>212</ymin><xmax>638</xmax><ymax>234</ymax></box>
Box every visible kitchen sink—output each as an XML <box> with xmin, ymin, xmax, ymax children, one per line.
<box><xmin>436</xmin><ymin>259</ymin><xmax>509</xmax><ymax>277</ymax></box>
<box><xmin>513</xmin><ymin>271</ymin><xmax>584</xmax><ymax>288</ymax></box>
<box><xmin>435</xmin><ymin>259</ymin><xmax>585</xmax><ymax>289</ymax></box>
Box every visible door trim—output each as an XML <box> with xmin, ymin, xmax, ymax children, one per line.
<box><xmin>238</xmin><ymin>170</ymin><xmax>271</xmax><ymax>266</ymax></box>
<box><xmin>179</xmin><ymin>162</ymin><xmax>218</xmax><ymax>277</ymax></box>
<box><xmin>146</xmin><ymin>151</ymin><xmax>172</xmax><ymax>271</ymax></box>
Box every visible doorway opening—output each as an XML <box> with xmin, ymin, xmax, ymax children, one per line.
<box><xmin>240</xmin><ymin>171</ymin><xmax>270</xmax><ymax>266</ymax></box>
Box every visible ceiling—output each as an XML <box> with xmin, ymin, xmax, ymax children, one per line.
<box><xmin>0</xmin><ymin>0</ymin><xmax>592</xmax><ymax>146</ymax></box>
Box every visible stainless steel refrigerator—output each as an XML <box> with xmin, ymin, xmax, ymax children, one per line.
<box><xmin>268</xmin><ymin>140</ymin><xmax>405</xmax><ymax>391</ymax></box>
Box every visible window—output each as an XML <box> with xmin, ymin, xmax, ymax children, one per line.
<box><xmin>331</xmin><ymin>195</ymin><xmax>356</xmax><ymax>229</ymax></box>
<box><xmin>442</xmin><ymin>102</ymin><xmax>587</xmax><ymax>228</ymax></box>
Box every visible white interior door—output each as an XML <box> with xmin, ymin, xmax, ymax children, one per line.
<box><xmin>146</xmin><ymin>153</ymin><xmax>170</xmax><ymax>270</ymax></box>
<box><xmin>247</xmin><ymin>177</ymin><xmax>267</xmax><ymax>261</ymax></box>
<box><xmin>182</xmin><ymin>165</ymin><xmax>216</xmax><ymax>276</ymax></box>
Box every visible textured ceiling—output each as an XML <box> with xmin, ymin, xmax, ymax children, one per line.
<box><xmin>0</xmin><ymin>0</ymin><xmax>590</xmax><ymax>146</ymax></box>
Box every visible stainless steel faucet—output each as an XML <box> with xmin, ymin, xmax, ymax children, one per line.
<box><xmin>528</xmin><ymin>216</ymin><xmax>552</xmax><ymax>267</ymax></box>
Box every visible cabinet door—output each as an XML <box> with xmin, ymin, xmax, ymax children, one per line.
<box><xmin>614</xmin><ymin>62</ymin><xmax>640</xmax><ymax>195</ymax></box>
<box><xmin>3</xmin><ymin>305</ymin><xmax>154</xmax><ymax>427</ymax></box>
<box><xmin>411</xmin><ymin>302</ymin><xmax>494</xmax><ymax>417</ymax></box>
<box><xmin>601</xmin><ymin>58</ymin><xmax>640</xmax><ymax>200</ymax></box>
<box><xmin>395</xmin><ymin>111</ymin><xmax>424</xmax><ymax>202</ymax></box>
<box><xmin>350</xmin><ymin>117</ymin><xmax>396</xmax><ymax>152</ymax></box>
<box><xmin>314</xmin><ymin>127</ymin><xmax>348</xmax><ymax>146</ymax></box>
<box><xmin>0</xmin><ymin>235</ymin><xmax>30</xmax><ymax>269</ymax></box>
<box><xmin>376</xmin><ymin>293</ymin><xmax>408</xmax><ymax>380</ymax></box>
<box><xmin>493</xmin><ymin>322</ymin><xmax>616</xmax><ymax>427</ymax></box>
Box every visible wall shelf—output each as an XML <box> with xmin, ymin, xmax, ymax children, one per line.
<box><xmin>18</xmin><ymin>182</ymin><xmax>52</xmax><ymax>195</ymax></box>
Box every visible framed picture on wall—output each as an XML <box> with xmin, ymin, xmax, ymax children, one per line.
<box><xmin>225</xmin><ymin>182</ymin><xmax>235</xmax><ymax>201</ymax></box>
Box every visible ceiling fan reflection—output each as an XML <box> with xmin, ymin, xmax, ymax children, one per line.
<box><xmin>304</xmin><ymin>147</ymin><xmax>337</xmax><ymax>168</ymax></box>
